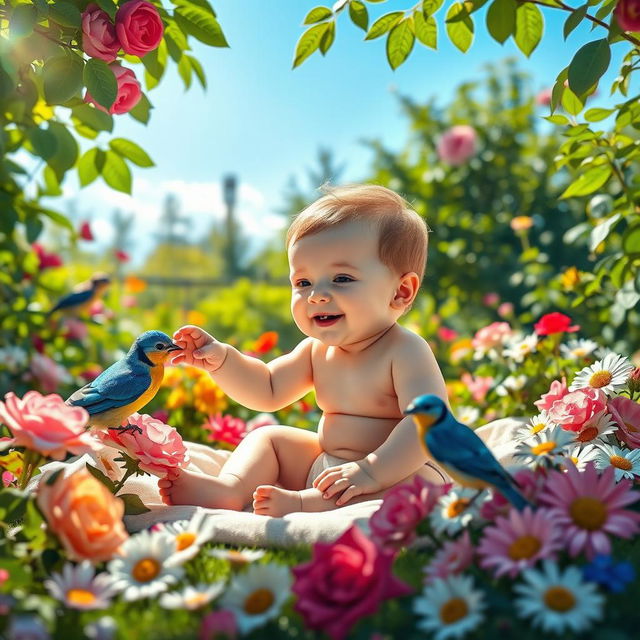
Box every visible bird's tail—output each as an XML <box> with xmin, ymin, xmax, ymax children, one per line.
<box><xmin>498</xmin><ymin>483</ymin><xmax>531</xmax><ymax>511</ymax></box>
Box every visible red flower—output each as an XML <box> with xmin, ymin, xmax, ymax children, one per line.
<box><xmin>114</xmin><ymin>249</ymin><xmax>130</xmax><ymax>263</ymax></box>
<box><xmin>79</xmin><ymin>221</ymin><xmax>94</xmax><ymax>241</ymax></box>
<box><xmin>203</xmin><ymin>413</ymin><xmax>247</xmax><ymax>447</ymax></box>
<box><xmin>615</xmin><ymin>0</ymin><xmax>640</xmax><ymax>32</ymax></box>
<box><xmin>292</xmin><ymin>526</ymin><xmax>412</xmax><ymax>640</ymax></box>
<box><xmin>32</xmin><ymin>243</ymin><xmax>63</xmax><ymax>271</ymax></box>
<box><xmin>253</xmin><ymin>331</ymin><xmax>278</xmax><ymax>355</ymax></box>
<box><xmin>534</xmin><ymin>312</ymin><xmax>580</xmax><ymax>336</ymax></box>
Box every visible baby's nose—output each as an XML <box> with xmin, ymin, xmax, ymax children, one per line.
<box><xmin>308</xmin><ymin>288</ymin><xmax>331</xmax><ymax>303</ymax></box>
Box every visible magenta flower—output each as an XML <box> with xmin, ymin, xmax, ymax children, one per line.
<box><xmin>609</xmin><ymin>396</ymin><xmax>640</xmax><ymax>449</ymax></box>
<box><xmin>292</xmin><ymin>526</ymin><xmax>412</xmax><ymax>640</ymax></box>
<box><xmin>460</xmin><ymin>372</ymin><xmax>494</xmax><ymax>403</ymax></box>
<box><xmin>423</xmin><ymin>530</ymin><xmax>474</xmax><ymax>583</ymax></box>
<box><xmin>199</xmin><ymin>609</ymin><xmax>237</xmax><ymax>640</ymax></box>
<box><xmin>534</xmin><ymin>377</ymin><xmax>568</xmax><ymax>412</ymax></box>
<box><xmin>478</xmin><ymin>507</ymin><xmax>563</xmax><ymax>578</ymax></box>
<box><xmin>203</xmin><ymin>413</ymin><xmax>247</xmax><ymax>447</ymax></box>
<box><xmin>370</xmin><ymin>477</ymin><xmax>451</xmax><ymax>549</ymax></box>
<box><xmin>539</xmin><ymin>462</ymin><xmax>640</xmax><ymax>559</ymax></box>
<box><xmin>0</xmin><ymin>391</ymin><xmax>98</xmax><ymax>460</ymax></box>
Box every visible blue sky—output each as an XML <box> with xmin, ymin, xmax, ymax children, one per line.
<box><xmin>49</xmin><ymin>0</ymin><xmax>629</xmax><ymax>262</ymax></box>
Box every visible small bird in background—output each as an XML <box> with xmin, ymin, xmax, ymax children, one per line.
<box><xmin>404</xmin><ymin>394</ymin><xmax>530</xmax><ymax>511</ymax></box>
<box><xmin>66</xmin><ymin>331</ymin><xmax>182</xmax><ymax>432</ymax></box>
<box><xmin>48</xmin><ymin>273</ymin><xmax>111</xmax><ymax>316</ymax></box>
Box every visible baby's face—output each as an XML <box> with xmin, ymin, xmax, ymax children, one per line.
<box><xmin>288</xmin><ymin>220</ymin><xmax>401</xmax><ymax>348</ymax></box>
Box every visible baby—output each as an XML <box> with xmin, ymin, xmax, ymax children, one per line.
<box><xmin>159</xmin><ymin>184</ymin><xmax>449</xmax><ymax>516</ymax></box>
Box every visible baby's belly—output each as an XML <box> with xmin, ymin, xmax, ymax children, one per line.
<box><xmin>318</xmin><ymin>413</ymin><xmax>399</xmax><ymax>460</ymax></box>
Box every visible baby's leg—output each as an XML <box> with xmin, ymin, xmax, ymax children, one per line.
<box><xmin>160</xmin><ymin>425</ymin><xmax>321</xmax><ymax>511</ymax></box>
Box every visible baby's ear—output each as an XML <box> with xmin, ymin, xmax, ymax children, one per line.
<box><xmin>391</xmin><ymin>272</ymin><xmax>420</xmax><ymax>310</ymax></box>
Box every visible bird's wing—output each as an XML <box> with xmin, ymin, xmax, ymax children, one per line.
<box><xmin>427</xmin><ymin>418</ymin><xmax>515</xmax><ymax>487</ymax></box>
<box><xmin>50</xmin><ymin>289</ymin><xmax>93</xmax><ymax>312</ymax></box>
<box><xmin>66</xmin><ymin>360</ymin><xmax>150</xmax><ymax>414</ymax></box>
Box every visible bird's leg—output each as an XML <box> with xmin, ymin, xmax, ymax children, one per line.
<box><xmin>108</xmin><ymin>424</ymin><xmax>143</xmax><ymax>436</ymax></box>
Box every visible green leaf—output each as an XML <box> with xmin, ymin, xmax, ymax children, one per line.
<box><xmin>164</xmin><ymin>21</ymin><xmax>190</xmax><ymax>63</ymax></box>
<box><xmin>0</xmin><ymin>488</ymin><xmax>29</xmax><ymax>523</ymax></box>
<box><xmin>568</xmin><ymin>38</ymin><xmax>610</xmax><ymax>98</ymax></box>
<box><xmin>109</xmin><ymin>139</ymin><xmax>154</xmax><ymax>168</ymax></box>
<box><xmin>177</xmin><ymin>54</ymin><xmax>192</xmax><ymax>88</ymax></box>
<box><xmin>563</xmin><ymin>4</ymin><xmax>588</xmax><ymax>39</ymax></box>
<box><xmin>128</xmin><ymin>93</ymin><xmax>152</xmax><ymax>124</ymax></box>
<box><xmin>42</xmin><ymin>165</ymin><xmax>62</xmax><ymax>196</ymax></box>
<box><xmin>47</xmin><ymin>122</ymin><xmax>79</xmax><ymax>180</ymax></box>
<box><xmin>95</xmin><ymin>0</ymin><xmax>117</xmax><ymax>20</ymax></box>
<box><xmin>561</xmin><ymin>85</ymin><xmax>585</xmax><ymax>116</ymax></box>
<box><xmin>119</xmin><ymin>493</ymin><xmax>150</xmax><ymax>515</ymax></box>
<box><xmin>71</xmin><ymin>103</ymin><xmax>114</xmax><ymax>134</ymax></box>
<box><xmin>25</xmin><ymin>214</ymin><xmax>44</xmax><ymax>243</ymax></box>
<box><xmin>10</xmin><ymin>4</ymin><xmax>37</xmax><ymax>38</ymax></box>
<box><xmin>386</xmin><ymin>19</ymin><xmax>415</xmax><ymax>70</ymax></box>
<box><xmin>560</xmin><ymin>165</ymin><xmax>612</xmax><ymax>199</ymax></box>
<box><xmin>48</xmin><ymin>0</ymin><xmax>82</xmax><ymax>28</ymax></box>
<box><xmin>590</xmin><ymin>213</ymin><xmax>621</xmax><ymax>251</ymax></box>
<box><xmin>544</xmin><ymin>114</ymin><xmax>570</xmax><ymax>125</ymax></box>
<box><xmin>414</xmin><ymin>11</ymin><xmax>437</xmax><ymax>48</ymax></box>
<box><xmin>623</xmin><ymin>223</ymin><xmax>640</xmax><ymax>255</ymax></box>
<box><xmin>584</xmin><ymin>107</ymin><xmax>614</xmax><ymax>122</ymax></box>
<box><xmin>84</xmin><ymin>59</ymin><xmax>117</xmax><ymax>112</ymax></box>
<box><xmin>102</xmin><ymin>150</ymin><xmax>132</xmax><ymax>194</ymax></box>
<box><xmin>175</xmin><ymin>6</ymin><xmax>229</xmax><ymax>47</ymax></box>
<box><xmin>304</xmin><ymin>6</ymin><xmax>333</xmax><ymax>24</ymax></box>
<box><xmin>77</xmin><ymin>148</ymin><xmax>100</xmax><ymax>187</ymax></box>
<box><xmin>486</xmin><ymin>0</ymin><xmax>516</xmax><ymax>44</ymax></box>
<box><xmin>514</xmin><ymin>3</ymin><xmax>543</xmax><ymax>57</ymax></box>
<box><xmin>188</xmin><ymin>55</ymin><xmax>207</xmax><ymax>89</ymax></box>
<box><xmin>43</xmin><ymin>55</ymin><xmax>84</xmax><ymax>105</ymax></box>
<box><xmin>365</xmin><ymin>12</ymin><xmax>404</xmax><ymax>40</ymax></box>
<box><xmin>616</xmin><ymin>281</ymin><xmax>640</xmax><ymax>310</ymax></box>
<box><xmin>28</xmin><ymin>127</ymin><xmax>58</xmax><ymax>161</ymax></box>
<box><xmin>86</xmin><ymin>463</ymin><xmax>117</xmax><ymax>492</ymax></box>
<box><xmin>293</xmin><ymin>23</ymin><xmax>328</xmax><ymax>67</ymax></box>
<box><xmin>319</xmin><ymin>21</ymin><xmax>336</xmax><ymax>55</ymax></box>
<box><xmin>30</xmin><ymin>204</ymin><xmax>75</xmax><ymax>231</ymax></box>
<box><xmin>141</xmin><ymin>45</ymin><xmax>167</xmax><ymax>82</ymax></box>
<box><xmin>446</xmin><ymin>3</ymin><xmax>474</xmax><ymax>53</ymax></box>
<box><xmin>349</xmin><ymin>1</ymin><xmax>368</xmax><ymax>31</ymax></box>
<box><xmin>422</xmin><ymin>0</ymin><xmax>444</xmax><ymax>17</ymax></box>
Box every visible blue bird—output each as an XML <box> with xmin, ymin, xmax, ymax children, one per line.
<box><xmin>66</xmin><ymin>331</ymin><xmax>182</xmax><ymax>431</ymax></box>
<box><xmin>404</xmin><ymin>394</ymin><xmax>530</xmax><ymax>511</ymax></box>
<box><xmin>48</xmin><ymin>273</ymin><xmax>111</xmax><ymax>316</ymax></box>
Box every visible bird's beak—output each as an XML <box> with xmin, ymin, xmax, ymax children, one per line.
<box><xmin>166</xmin><ymin>343</ymin><xmax>183</xmax><ymax>352</ymax></box>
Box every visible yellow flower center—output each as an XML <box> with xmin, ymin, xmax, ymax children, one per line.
<box><xmin>530</xmin><ymin>422</ymin><xmax>545</xmax><ymax>435</ymax></box>
<box><xmin>66</xmin><ymin>589</ymin><xmax>97</xmax><ymax>606</ymax></box>
<box><xmin>185</xmin><ymin>593</ymin><xmax>209</xmax><ymax>608</ymax></box>
<box><xmin>577</xmin><ymin>427</ymin><xmax>598</xmax><ymax>443</ymax></box>
<box><xmin>543</xmin><ymin>586</ymin><xmax>576</xmax><ymax>612</ymax></box>
<box><xmin>439</xmin><ymin>597</ymin><xmax>469</xmax><ymax>624</ymax></box>
<box><xmin>508</xmin><ymin>535</ymin><xmax>541</xmax><ymax>560</ymax></box>
<box><xmin>573</xmin><ymin>348</ymin><xmax>586</xmax><ymax>357</ymax></box>
<box><xmin>446</xmin><ymin>498</ymin><xmax>470</xmax><ymax>518</ymax></box>
<box><xmin>610</xmin><ymin>455</ymin><xmax>632</xmax><ymax>471</ymax></box>
<box><xmin>532</xmin><ymin>441</ymin><xmax>556</xmax><ymax>455</ymax></box>
<box><xmin>176</xmin><ymin>532</ymin><xmax>197</xmax><ymax>551</ymax></box>
<box><xmin>244</xmin><ymin>588</ymin><xmax>275</xmax><ymax>615</ymax></box>
<box><xmin>132</xmin><ymin>558</ymin><xmax>161</xmax><ymax>583</ymax></box>
<box><xmin>589</xmin><ymin>370</ymin><xmax>612</xmax><ymax>388</ymax></box>
<box><xmin>569</xmin><ymin>497</ymin><xmax>607</xmax><ymax>531</ymax></box>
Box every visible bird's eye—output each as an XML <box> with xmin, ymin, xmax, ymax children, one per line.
<box><xmin>155</xmin><ymin>343</ymin><xmax>165</xmax><ymax>350</ymax></box>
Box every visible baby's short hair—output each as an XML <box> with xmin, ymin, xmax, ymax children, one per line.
<box><xmin>286</xmin><ymin>184</ymin><xmax>429</xmax><ymax>283</ymax></box>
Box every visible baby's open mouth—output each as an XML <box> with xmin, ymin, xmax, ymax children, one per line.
<box><xmin>313</xmin><ymin>314</ymin><xmax>343</xmax><ymax>327</ymax></box>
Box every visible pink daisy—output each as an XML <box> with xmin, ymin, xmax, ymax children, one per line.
<box><xmin>477</xmin><ymin>507</ymin><xmax>563</xmax><ymax>578</ymax></box>
<box><xmin>423</xmin><ymin>530</ymin><xmax>474</xmax><ymax>583</ymax></box>
<box><xmin>609</xmin><ymin>396</ymin><xmax>640</xmax><ymax>449</ymax></box>
<box><xmin>539</xmin><ymin>462</ymin><xmax>640</xmax><ymax>559</ymax></box>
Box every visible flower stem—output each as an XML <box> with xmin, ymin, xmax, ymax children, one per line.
<box><xmin>112</xmin><ymin>467</ymin><xmax>136</xmax><ymax>494</ymax></box>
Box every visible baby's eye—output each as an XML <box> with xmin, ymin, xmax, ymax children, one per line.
<box><xmin>295</xmin><ymin>279</ymin><xmax>311</xmax><ymax>287</ymax></box>
<box><xmin>334</xmin><ymin>275</ymin><xmax>354</xmax><ymax>283</ymax></box>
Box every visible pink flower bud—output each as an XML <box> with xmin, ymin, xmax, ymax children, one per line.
<box><xmin>82</xmin><ymin>4</ymin><xmax>120</xmax><ymax>62</ymax></box>
<box><xmin>437</xmin><ymin>125</ymin><xmax>477</xmax><ymax>166</ymax></box>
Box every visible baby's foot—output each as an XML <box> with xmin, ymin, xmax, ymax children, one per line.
<box><xmin>252</xmin><ymin>485</ymin><xmax>302</xmax><ymax>517</ymax></box>
<box><xmin>158</xmin><ymin>469</ymin><xmax>245</xmax><ymax>510</ymax></box>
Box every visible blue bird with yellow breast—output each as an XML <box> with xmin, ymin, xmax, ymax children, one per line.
<box><xmin>405</xmin><ymin>394</ymin><xmax>529</xmax><ymax>510</ymax></box>
<box><xmin>48</xmin><ymin>273</ymin><xmax>111</xmax><ymax>316</ymax></box>
<box><xmin>66</xmin><ymin>331</ymin><xmax>182</xmax><ymax>430</ymax></box>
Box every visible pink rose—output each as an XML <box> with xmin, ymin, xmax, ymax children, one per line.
<box><xmin>0</xmin><ymin>391</ymin><xmax>98</xmax><ymax>460</ymax></box>
<box><xmin>534</xmin><ymin>377</ymin><xmax>568</xmax><ymax>412</ymax></box>
<box><xmin>98</xmin><ymin>412</ymin><xmax>189</xmax><ymax>477</ymax></box>
<box><xmin>535</xmin><ymin>88</ymin><xmax>552</xmax><ymax>106</ymax></box>
<box><xmin>29</xmin><ymin>353</ymin><xmax>72</xmax><ymax>393</ymax></box>
<box><xmin>615</xmin><ymin>0</ymin><xmax>640</xmax><ymax>32</ymax></box>
<box><xmin>370</xmin><ymin>477</ymin><xmax>451</xmax><ymax>549</ymax></box>
<box><xmin>84</xmin><ymin>65</ymin><xmax>141</xmax><ymax>115</ymax></box>
<box><xmin>81</xmin><ymin>4</ymin><xmax>120</xmax><ymax>62</ymax></box>
<box><xmin>547</xmin><ymin>387</ymin><xmax>607</xmax><ymax>433</ymax></box>
<box><xmin>482</xmin><ymin>292</ymin><xmax>500</xmax><ymax>306</ymax></box>
<box><xmin>116</xmin><ymin>0</ymin><xmax>164</xmax><ymax>57</ymax></box>
<box><xmin>609</xmin><ymin>396</ymin><xmax>640</xmax><ymax>448</ymax></box>
<box><xmin>203</xmin><ymin>413</ymin><xmax>248</xmax><ymax>447</ymax></box>
<box><xmin>472</xmin><ymin>321</ymin><xmax>512</xmax><ymax>352</ymax></box>
<box><xmin>62</xmin><ymin>317</ymin><xmax>88</xmax><ymax>341</ymax></box>
<box><xmin>292</xmin><ymin>526</ymin><xmax>412</xmax><ymax>640</ymax></box>
<box><xmin>436</xmin><ymin>125</ymin><xmax>477</xmax><ymax>166</ymax></box>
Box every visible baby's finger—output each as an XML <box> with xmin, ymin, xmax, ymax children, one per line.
<box><xmin>171</xmin><ymin>353</ymin><xmax>186</xmax><ymax>365</ymax></box>
<box><xmin>315</xmin><ymin>471</ymin><xmax>342</xmax><ymax>493</ymax></box>
<box><xmin>323</xmin><ymin>477</ymin><xmax>350</xmax><ymax>499</ymax></box>
<box><xmin>335</xmin><ymin>485</ymin><xmax>359</xmax><ymax>507</ymax></box>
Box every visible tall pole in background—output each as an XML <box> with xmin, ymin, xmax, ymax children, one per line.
<box><xmin>223</xmin><ymin>174</ymin><xmax>238</xmax><ymax>282</ymax></box>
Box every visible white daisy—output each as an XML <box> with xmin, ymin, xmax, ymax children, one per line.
<box><xmin>560</xmin><ymin>339</ymin><xmax>598</xmax><ymax>360</ymax></box>
<box><xmin>108</xmin><ymin>530</ymin><xmax>184</xmax><ymax>602</ymax></box>
<box><xmin>569</xmin><ymin>352</ymin><xmax>634</xmax><ymax>396</ymax></box>
<box><xmin>413</xmin><ymin>574</ymin><xmax>485</xmax><ymax>640</ymax></box>
<box><xmin>594</xmin><ymin>346</ymin><xmax>616</xmax><ymax>360</ymax></box>
<box><xmin>209</xmin><ymin>547</ymin><xmax>266</xmax><ymax>568</ymax></box>
<box><xmin>45</xmin><ymin>561</ymin><xmax>117</xmax><ymax>610</ymax></box>
<box><xmin>572</xmin><ymin>412</ymin><xmax>617</xmax><ymax>446</ymax></box>
<box><xmin>220</xmin><ymin>563</ymin><xmax>291</xmax><ymax>635</ymax></box>
<box><xmin>594</xmin><ymin>443</ymin><xmax>640</xmax><ymax>481</ymax></box>
<box><xmin>84</xmin><ymin>617</ymin><xmax>117</xmax><ymax>640</ymax></box>
<box><xmin>162</xmin><ymin>511</ymin><xmax>217</xmax><ymax>564</ymax></box>
<box><xmin>159</xmin><ymin>582</ymin><xmax>225</xmax><ymax>610</ymax></box>
<box><xmin>514</xmin><ymin>411</ymin><xmax>556</xmax><ymax>442</ymax></box>
<box><xmin>495</xmin><ymin>375</ymin><xmax>527</xmax><ymax>397</ymax></box>
<box><xmin>513</xmin><ymin>426</ymin><xmax>575</xmax><ymax>467</ymax></box>
<box><xmin>561</xmin><ymin>444</ymin><xmax>599</xmax><ymax>471</ymax></box>
<box><xmin>0</xmin><ymin>346</ymin><xmax>27</xmax><ymax>373</ymax></box>
<box><xmin>455</xmin><ymin>406</ymin><xmax>480</xmax><ymax>427</ymax></box>
<box><xmin>430</xmin><ymin>488</ymin><xmax>483</xmax><ymax>536</ymax></box>
<box><xmin>503</xmin><ymin>333</ymin><xmax>538</xmax><ymax>363</ymax></box>
<box><xmin>514</xmin><ymin>560</ymin><xmax>604</xmax><ymax>633</ymax></box>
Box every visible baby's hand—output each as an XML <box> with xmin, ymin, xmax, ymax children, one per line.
<box><xmin>312</xmin><ymin>460</ymin><xmax>382</xmax><ymax>507</ymax></box>
<box><xmin>171</xmin><ymin>325</ymin><xmax>227</xmax><ymax>372</ymax></box>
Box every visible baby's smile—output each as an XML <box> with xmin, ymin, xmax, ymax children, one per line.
<box><xmin>312</xmin><ymin>313</ymin><xmax>344</xmax><ymax>327</ymax></box>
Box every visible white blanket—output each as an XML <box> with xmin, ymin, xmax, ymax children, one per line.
<box><xmin>32</xmin><ymin>417</ymin><xmax>526</xmax><ymax>548</ymax></box>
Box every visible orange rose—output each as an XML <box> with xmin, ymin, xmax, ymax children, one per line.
<box><xmin>37</xmin><ymin>469</ymin><xmax>128</xmax><ymax>563</ymax></box>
